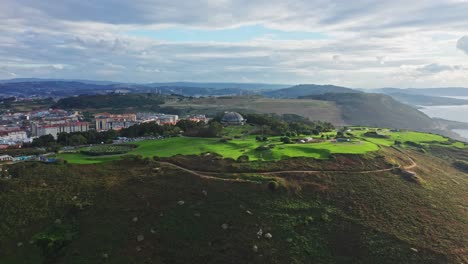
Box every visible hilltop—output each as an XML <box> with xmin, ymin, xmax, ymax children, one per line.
<box><xmin>263</xmin><ymin>84</ymin><xmax>360</xmax><ymax>98</ymax></box>
<box><xmin>1</xmin><ymin>127</ymin><xmax>467</xmax><ymax>264</ymax></box>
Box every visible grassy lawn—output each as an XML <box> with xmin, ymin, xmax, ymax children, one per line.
<box><xmin>59</xmin><ymin>136</ymin><xmax>380</xmax><ymax>164</ymax></box>
<box><xmin>350</xmin><ymin>128</ymin><xmax>451</xmax><ymax>146</ymax></box>
<box><xmin>58</xmin><ymin>128</ymin><xmax>465</xmax><ymax>164</ymax></box>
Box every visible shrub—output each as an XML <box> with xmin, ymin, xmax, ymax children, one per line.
<box><xmin>454</xmin><ymin>160</ymin><xmax>468</xmax><ymax>172</ymax></box>
<box><xmin>267</xmin><ymin>181</ymin><xmax>280</xmax><ymax>191</ymax></box>
<box><xmin>81</xmin><ymin>144</ymin><xmax>135</xmax><ymax>156</ymax></box>
<box><xmin>33</xmin><ymin>222</ymin><xmax>78</xmax><ymax>260</ymax></box>
<box><xmin>404</xmin><ymin>141</ymin><xmax>424</xmax><ymax>148</ymax></box>
<box><xmin>236</xmin><ymin>155</ymin><xmax>249</xmax><ymax>163</ymax></box>
<box><xmin>255</xmin><ymin>145</ymin><xmax>270</xmax><ymax>151</ymax></box>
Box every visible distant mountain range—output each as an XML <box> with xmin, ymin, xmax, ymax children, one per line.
<box><xmin>2</xmin><ymin>78</ymin><xmax>468</xmax><ymax>107</ymax></box>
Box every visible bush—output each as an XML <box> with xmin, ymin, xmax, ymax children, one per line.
<box><xmin>80</xmin><ymin>144</ymin><xmax>135</xmax><ymax>156</ymax></box>
<box><xmin>454</xmin><ymin>160</ymin><xmax>468</xmax><ymax>172</ymax></box>
<box><xmin>405</xmin><ymin>141</ymin><xmax>424</xmax><ymax>148</ymax></box>
<box><xmin>33</xmin><ymin>222</ymin><xmax>78</xmax><ymax>260</ymax></box>
<box><xmin>364</xmin><ymin>131</ymin><xmax>389</xmax><ymax>138</ymax></box>
<box><xmin>255</xmin><ymin>145</ymin><xmax>270</xmax><ymax>151</ymax></box>
<box><xmin>236</xmin><ymin>155</ymin><xmax>249</xmax><ymax>163</ymax></box>
<box><xmin>268</xmin><ymin>181</ymin><xmax>280</xmax><ymax>191</ymax></box>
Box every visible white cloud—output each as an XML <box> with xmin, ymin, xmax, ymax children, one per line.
<box><xmin>0</xmin><ymin>0</ymin><xmax>468</xmax><ymax>87</ymax></box>
<box><xmin>457</xmin><ymin>36</ymin><xmax>468</xmax><ymax>54</ymax></box>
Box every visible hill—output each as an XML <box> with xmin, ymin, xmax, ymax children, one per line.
<box><xmin>263</xmin><ymin>84</ymin><xmax>360</xmax><ymax>98</ymax></box>
<box><xmin>52</xmin><ymin>93</ymin><xmax>166</xmax><ymax>112</ymax></box>
<box><xmin>162</xmin><ymin>96</ymin><xmax>345</xmax><ymax>125</ymax></box>
<box><xmin>0</xmin><ymin>79</ymin><xmax>288</xmax><ymax>98</ymax></box>
<box><xmin>301</xmin><ymin>93</ymin><xmax>437</xmax><ymax>130</ymax></box>
<box><xmin>376</xmin><ymin>87</ymin><xmax>468</xmax><ymax>97</ymax></box>
<box><xmin>1</xmin><ymin>139</ymin><xmax>467</xmax><ymax>263</ymax></box>
<box><xmin>385</xmin><ymin>92</ymin><xmax>468</xmax><ymax>106</ymax></box>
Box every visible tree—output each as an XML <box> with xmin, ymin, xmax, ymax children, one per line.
<box><xmin>69</xmin><ymin>134</ymin><xmax>88</xmax><ymax>146</ymax></box>
<box><xmin>176</xmin><ymin>119</ymin><xmax>199</xmax><ymax>132</ymax></box>
<box><xmin>32</xmin><ymin>135</ymin><xmax>56</xmax><ymax>148</ymax></box>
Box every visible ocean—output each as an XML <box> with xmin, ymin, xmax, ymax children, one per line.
<box><xmin>419</xmin><ymin>102</ymin><xmax>468</xmax><ymax>140</ymax></box>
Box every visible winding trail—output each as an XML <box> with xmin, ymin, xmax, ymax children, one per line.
<box><xmin>157</xmin><ymin>157</ymin><xmax>417</xmax><ymax>183</ymax></box>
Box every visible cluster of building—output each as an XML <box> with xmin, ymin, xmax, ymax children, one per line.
<box><xmin>0</xmin><ymin>108</ymin><xmax>209</xmax><ymax>148</ymax></box>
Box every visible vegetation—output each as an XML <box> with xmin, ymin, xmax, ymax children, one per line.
<box><xmin>263</xmin><ymin>84</ymin><xmax>360</xmax><ymax>98</ymax></box>
<box><xmin>80</xmin><ymin>145</ymin><xmax>135</xmax><ymax>156</ymax></box>
<box><xmin>453</xmin><ymin>160</ymin><xmax>468</xmax><ymax>172</ymax></box>
<box><xmin>1</xmin><ymin>143</ymin><xmax>467</xmax><ymax>263</ymax></box>
<box><xmin>52</xmin><ymin>93</ymin><xmax>165</xmax><ymax>111</ymax></box>
<box><xmin>301</xmin><ymin>93</ymin><xmax>437</xmax><ymax>130</ymax></box>
<box><xmin>59</xmin><ymin>135</ymin><xmax>380</xmax><ymax>164</ymax></box>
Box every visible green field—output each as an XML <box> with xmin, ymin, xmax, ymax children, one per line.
<box><xmin>58</xmin><ymin>128</ymin><xmax>465</xmax><ymax>164</ymax></box>
<box><xmin>59</xmin><ymin>136</ymin><xmax>379</xmax><ymax>164</ymax></box>
<box><xmin>349</xmin><ymin>128</ymin><xmax>453</xmax><ymax>146</ymax></box>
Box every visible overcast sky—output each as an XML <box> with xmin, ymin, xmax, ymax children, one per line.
<box><xmin>1</xmin><ymin>0</ymin><xmax>468</xmax><ymax>88</ymax></box>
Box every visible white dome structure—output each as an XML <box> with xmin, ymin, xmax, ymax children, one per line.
<box><xmin>221</xmin><ymin>112</ymin><xmax>246</xmax><ymax>126</ymax></box>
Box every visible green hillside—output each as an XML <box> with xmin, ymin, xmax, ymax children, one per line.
<box><xmin>1</xmin><ymin>143</ymin><xmax>467</xmax><ymax>264</ymax></box>
<box><xmin>263</xmin><ymin>84</ymin><xmax>360</xmax><ymax>98</ymax></box>
<box><xmin>303</xmin><ymin>93</ymin><xmax>437</xmax><ymax>130</ymax></box>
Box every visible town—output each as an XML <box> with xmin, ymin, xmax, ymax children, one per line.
<box><xmin>0</xmin><ymin>105</ymin><xmax>207</xmax><ymax>155</ymax></box>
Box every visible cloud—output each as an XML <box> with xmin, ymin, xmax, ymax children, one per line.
<box><xmin>0</xmin><ymin>0</ymin><xmax>468</xmax><ymax>87</ymax></box>
<box><xmin>457</xmin><ymin>36</ymin><xmax>468</xmax><ymax>54</ymax></box>
<box><xmin>376</xmin><ymin>56</ymin><xmax>386</xmax><ymax>65</ymax></box>
<box><xmin>416</xmin><ymin>63</ymin><xmax>462</xmax><ymax>74</ymax></box>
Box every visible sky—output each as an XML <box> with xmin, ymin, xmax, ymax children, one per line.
<box><xmin>1</xmin><ymin>0</ymin><xmax>468</xmax><ymax>88</ymax></box>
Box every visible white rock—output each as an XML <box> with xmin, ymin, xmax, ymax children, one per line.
<box><xmin>136</xmin><ymin>246</ymin><xmax>142</xmax><ymax>252</ymax></box>
<box><xmin>286</xmin><ymin>238</ymin><xmax>293</xmax><ymax>243</ymax></box>
<box><xmin>202</xmin><ymin>190</ymin><xmax>208</xmax><ymax>196</ymax></box>
<box><xmin>245</xmin><ymin>210</ymin><xmax>253</xmax><ymax>215</ymax></box>
<box><xmin>150</xmin><ymin>228</ymin><xmax>156</xmax><ymax>234</ymax></box>
<box><xmin>54</xmin><ymin>219</ymin><xmax>62</xmax><ymax>224</ymax></box>
<box><xmin>17</xmin><ymin>242</ymin><xmax>23</xmax><ymax>247</ymax></box>
<box><xmin>252</xmin><ymin>245</ymin><xmax>258</xmax><ymax>253</ymax></box>
<box><xmin>132</xmin><ymin>217</ymin><xmax>138</xmax><ymax>222</ymax></box>
<box><xmin>177</xmin><ymin>200</ymin><xmax>185</xmax><ymax>205</ymax></box>
<box><xmin>137</xmin><ymin>235</ymin><xmax>144</xmax><ymax>242</ymax></box>
<box><xmin>102</xmin><ymin>253</ymin><xmax>109</xmax><ymax>259</ymax></box>
<box><xmin>256</xmin><ymin>228</ymin><xmax>263</xmax><ymax>237</ymax></box>
<box><xmin>410</xmin><ymin>247</ymin><xmax>418</xmax><ymax>253</ymax></box>
<box><xmin>264</xmin><ymin>233</ymin><xmax>272</xmax><ymax>239</ymax></box>
<box><xmin>221</xmin><ymin>223</ymin><xmax>229</xmax><ymax>230</ymax></box>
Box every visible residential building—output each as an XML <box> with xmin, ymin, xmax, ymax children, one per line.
<box><xmin>95</xmin><ymin>113</ymin><xmax>137</xmax><ymax>131</ymax></box>
<box><xmin>32</xmin><ymin>122</ymin><xmax>90</xmax><ymax>139</ymax></box>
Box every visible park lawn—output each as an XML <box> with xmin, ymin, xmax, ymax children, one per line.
<box><xmin>59</xmin><ymin>136</ymin><xmax>380</xmax><ymax>163</ymax></box>
<box><xmin>351</xmin><ymin>129</ymin><xmax>450</xmax><ymax>146</ymax></box>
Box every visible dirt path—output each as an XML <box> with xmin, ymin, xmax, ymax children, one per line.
<box><xmin>157</xmin><ymin>156</ymin><xmax>417</xmax><ymax>182</ymax></box>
